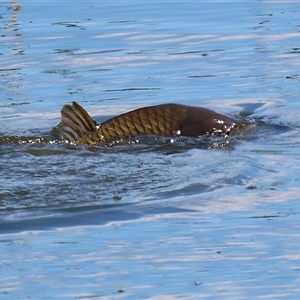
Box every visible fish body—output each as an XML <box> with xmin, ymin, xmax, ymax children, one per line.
<box><xmin>60</xmin><ymin>102</ymin><xmax>245</xmax><ymax>145</ymax></box>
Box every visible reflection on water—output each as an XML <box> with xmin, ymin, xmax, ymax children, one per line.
<box><xmin>1</xmin><ymin>1</ymin><xmax>300</xmax><ymax>299</ymax></box>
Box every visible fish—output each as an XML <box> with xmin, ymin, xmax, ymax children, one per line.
<box><xmin>59</xmin><ymin>101</ymin><xmax>247</xmax><ymax>145</ymax></box>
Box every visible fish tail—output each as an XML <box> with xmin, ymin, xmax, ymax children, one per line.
<box><xmin>60</xmin><ymin>101</ymin><xmax>97</xmax><ymax>143</ymax></box>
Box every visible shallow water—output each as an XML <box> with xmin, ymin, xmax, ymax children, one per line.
<box><xmin>1</xmin><ymin>1</ymin><xmax>300</xmax><ymax>299</ymax></box>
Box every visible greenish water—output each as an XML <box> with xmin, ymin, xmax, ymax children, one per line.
<box><xmin>1</xmin><ymin>1</ymin><xmax>300</xmax><ymax>299</ymax></box>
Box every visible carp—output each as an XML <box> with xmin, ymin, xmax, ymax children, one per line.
<box><xmin>60</xmin><ymin>102</ymin><xmax>247</xmax><ymax>145</ymax></box>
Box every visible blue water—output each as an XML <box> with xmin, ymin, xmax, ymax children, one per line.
<box><xmin>1</xmin><ymin>1</ymin><xmax>300</xmax><ymax>299</ymax></box>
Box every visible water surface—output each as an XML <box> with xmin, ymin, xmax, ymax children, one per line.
<box><xmin>1</xmin><ymin>1</ymin><xmax>300</xmax><ymax>299</ymax></box>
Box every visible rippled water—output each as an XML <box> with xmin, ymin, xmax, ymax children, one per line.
<box><xmin>1</xmin><ymin>1</ymin><xmax>300</xmax><ymax>299</ymax></box>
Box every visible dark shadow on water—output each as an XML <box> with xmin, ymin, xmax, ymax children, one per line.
<box><xmin>0</xmin><ymin>202</ymin><xmax>196</xmax><ymax>233</ymax></box>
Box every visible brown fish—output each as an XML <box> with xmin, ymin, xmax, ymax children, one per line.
<box><xmin>60</xmin><ymin>102</ymin><xmax>246</xmax><ymax>145</ymax></box>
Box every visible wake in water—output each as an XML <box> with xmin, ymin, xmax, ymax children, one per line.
<box><xmin>0</xmin><ymin>102</ymin><xmax>295</xmax><ymax>153</ymax></box>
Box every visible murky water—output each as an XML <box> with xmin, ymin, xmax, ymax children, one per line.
<box><xmin>1</xmin><ymin>1</ymin><xmax>300</xmax><ymax>299</ymax></box>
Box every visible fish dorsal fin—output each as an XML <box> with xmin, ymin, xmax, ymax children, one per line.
<box><xmin>60</xmin><ymin>101</ymin><xmax>96</xmax><ymax>142</ymax></box>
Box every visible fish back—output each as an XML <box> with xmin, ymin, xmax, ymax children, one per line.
<box><xmin>60</xmin><ymin>102</ymin><xmax>243</xmax><ymax>146</ymax></box>
<box><xmin>98</xmin><ymin>104</ymin><xmax>185</xmax><ymax>141</ymax></box>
